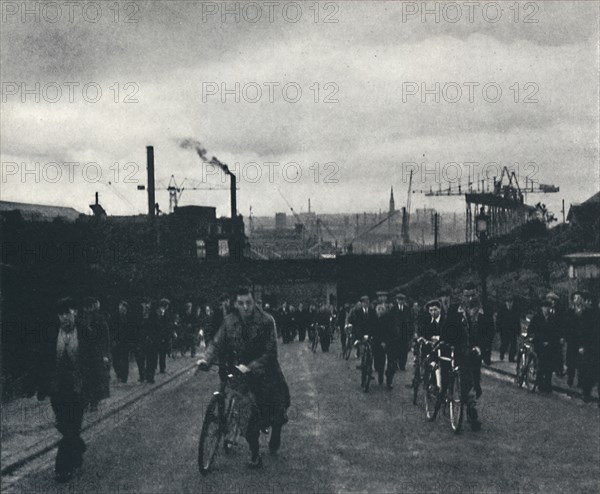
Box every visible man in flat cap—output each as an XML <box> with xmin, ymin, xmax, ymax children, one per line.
<box><xmin>390</xmin><ymin>292</ymin><xmax>413</xmax><ymax>372</ymax></box>
<box><xmin>441</xmin><ymin>282</ymin><xmax>494</xmax><ymax>431</ymax></box>
<box><xmin>347</xmin><ymin>295</ymin><xmax>372</xmax><ymax>359</ymax></box>
<box><xmin>155</xmin><ymin>298</ymin><xmax>174</xmax><ymax>375</ymax></box>
<box><xmin>496</xmin><ymin>295</ymin><xmax>520</xmax><ymax>363</ymax></box>
<box><xmin>27</xmin><ymin>297</ymin><xmax>105</xmax><ymax>482</ymax></box>
<box><xmin>527</xmin><ymin>299</ymin><xmax>561</xmax><ymax>393</ymax></box>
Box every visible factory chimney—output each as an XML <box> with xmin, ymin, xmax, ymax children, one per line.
<box><xmin>146</xmin><ymin>146</ymin><xmax>156</xmax><ymax>218</ymax></box>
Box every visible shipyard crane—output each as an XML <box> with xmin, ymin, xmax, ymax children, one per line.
<box><xmin>137</xmin><ymin>175</ymin><xmax>232</xmax><ymax>213</ymax></box>
<box><xmin>413</xmin><ymin>166</ymin><xmax>559</xmax><ymax>241</ymax></box>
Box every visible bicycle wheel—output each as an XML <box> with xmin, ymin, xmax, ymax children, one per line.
<box><xmin>525</xmin><ymin>353</ymin><xmax>538</xmax><ymax>392</ymax></box>
<box><xmin>448</xmin><ymin>373</ymin><xmax>464</xmax><ymax>433</ymax></box>
<box><xmin>412</xmin><ymin>360</ymin><xmax>421</xmax><ymax>405</ymax></box>
<box><xmin>222</xmin><ymin>395</ymin><xmax>241</xmax><ymax>455</ymax></box>
<box><xmin>312</xmin><ymin>331</ymin><xmax>319</xmax><ymax>353</ymax></box>
<box><xmin>198</xmin><ymin>393</ymin><xmax>225</xmax><ymax>475</ymax></box>
<box><xmin>343</xmin><ymin>334</ymin><xmax>353</xmax><ymax>360</ymax></box>
<box><xmin>515</xmin><ymin>350</ymin><xmax>526</xmax><ymax>387</ymax></box>
<box><xmin>423</xmin><ymin>366</ymin><xmax>438</xmax><ymax>421</ymax></box>
<box><xmin>361</xmin><ymin>347</ymin><xmax>373</xmax><ymax>392</ymax></box>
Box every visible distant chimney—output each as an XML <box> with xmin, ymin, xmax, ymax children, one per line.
<box><xmin>147</xmin><ymin>146</ymin><xmax>155</xmax><ymax>218</ymax></box>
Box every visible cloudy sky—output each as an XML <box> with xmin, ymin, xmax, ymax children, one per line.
<box><xmin>1</xmin><ymin>1</ymin><xmax>598</xmax><ymax>219</ymax></box>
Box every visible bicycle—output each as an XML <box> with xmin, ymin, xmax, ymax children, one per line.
<box><xmin>357</xmin><ymin>335</ymin><xmax>374</xmax><ymax>392</ymax></box>
<box><xmin>426</xmin><ymin>342</ymin><xmax>464</xmax><ymax>433</ymax></box>
<box><xmin>342</xmin><ymin>325</ymin><xmax>354</xmax><ymax>360</ymax></box>
<box><xmin>411</xmin><ymin>338</ymin><xmax>435</xmax><ymax>412</ymax></box>
<box><xmin>515</xmin><ymin>332</ymin><xmax>538</xmax><ymax>392</ymax></box>
<box><xmin>196</xmin><ymin>365</ymin><xmax>247</xmax><ymax>475</ymax></box>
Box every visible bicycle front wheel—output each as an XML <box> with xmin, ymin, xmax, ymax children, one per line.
<box><xmin>223</xmin><ymin>395</ymin><xmax>241</xmax><ymax>455</ymax></box>
<box><xmin>423</xmin><ymin>366</ymin><xmax>438</xmax><ymax>421</ymax></box>
<box><xmin>516</xmin><ymin>350</ymin><xmax>526</xmax><ymax>387</ymax></box>
<box><xmin>449</xmin><ymin>373</ymin><xmax>463</xmax><ymax>434</ymax></box>
<box><xmin>198</xmin><ymin>393</ymin><xmax>225</xmax><ymax>475</ymax></box>
<box><xmin>312</xmin><ymin>332</ymin><xmax>319</xmax><ymax>353</ymax></box>
<box><xmin>343</xmin><ymin>336</ymin><xmax>353</xmax><ymax>360</ymax></box>
<box><xmin>525</xmin><ymin>354</ymin><xmax>538</xmax><ymax>392</ymax></box>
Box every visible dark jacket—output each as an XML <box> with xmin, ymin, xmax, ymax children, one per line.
<box><xmin>111</xmin><ymin>310</ymin><xmax>137</xmax><ymax>347</ymax></box>
<box><xmin>442</xmin><ymin>304</ymin><xmax>495</xmax><ymax>354</ymax></box>
<box><xmin>370</xmin><ymin>311</ymin><xmax>394</xmax><ymax>345</ymax></box>
<box><xmin>421</xmin><ymin>315</ymin><xmax>445</xmax><ymax>341</ymax></box>
<box><xmin>204</xmin><ymin>307</ymin><xmax>290</xmax><ymax>413</ymax></box>
<box><xmin>29</xmin><ymin>319</ymin><xmax>104</xmax><ymax>403</ymax></box>
<box><xmin>346</xmin><ymin>304</ymin><xmax>372</xmax><ymax>339</ymax></box>
<box><xmin>496</xmin><ymin>306</ymin><xmax>520</xmax><ymax>338</ymax></box>
<box><xmin>527</xmin><ymin>311</ymin><xmax>561</xmax><ymax>349</ymax></box>
<box><xmin>390</xmin><ymin>303</ymin><xmax>413</xmax><ymax>343</ymax></box>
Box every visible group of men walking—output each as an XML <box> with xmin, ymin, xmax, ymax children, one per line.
<box><xmin>525</xmin><ymin>290</ymin><xmax>599</xmax><ymax>400</ymax></box>
<box><xmin>341</xmin><ymin>282</ymin><xmax>493</xmax><ymax>431</ymax></box>
<box><xmin>25</xmin><ymin>294</ymin><xmax>231</xmax><ymax>483</ymax></box>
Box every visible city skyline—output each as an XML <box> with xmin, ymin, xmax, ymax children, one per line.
<box><xmin>1</xmin><ymin>1</ymin><xmax>598</xmax><ymax>219</ymax></box>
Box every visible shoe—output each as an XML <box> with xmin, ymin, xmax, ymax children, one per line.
<box><xmin>499</xmin><ymin>354</ymin><xmax>505</xmax><ymax>361</ymax></box>
<box><xmin>247</xmin><ymin>454</ymin><xmax>263</xmax><ymax>469</ymax></box>
<box><xmin>160</xmin><ymin>370</ymin><xmax>165</xmax><ymax>374</ymax></box>
<box><xmin>355</xmin><ymin>365</ymin><xmax>362</xmax><ymax>370</ymax></box>
<box><xmin>378</xmin><ymin>376</ymin><xmax>384</xmax><ymax>386</ymax></box>
<box><xmin>138</xmin><ymin>378</ymin><xmax>144</xmax><ymax>383</ymax></box>
<box><xmin>147</xmin><ymin>379</ymin><xmax>155</xmax><ymax>384</ymax></box>
<box><xmin>508</xmin><ymin>358</ymin><xmax>515</xmax><ymax>363</ymax></box>
<box><xmin>582</xmin><ymin>395</ymin><xmax>592</xmax><ymax>403</ymax></box>
<box><xmin>55</xmin><ymin>470</ymin><xmax>73</xmax><ymax>483</ymax></box>
<box><xmin>386</xmin><ymin>383</ymin><xmax>393</xmax><ymax>391</ymax></box>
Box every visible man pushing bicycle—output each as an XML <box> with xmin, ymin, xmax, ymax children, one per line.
<box><xmin>197</xmin><ymin>286</ymin><xmax>291</xmax><ymax>469</ymax></box>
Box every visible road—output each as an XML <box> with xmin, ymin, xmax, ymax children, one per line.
<box><xmin>5</xmin><ymin>340</ymin><xmax>599</xmax><ymax>494</ymax></box>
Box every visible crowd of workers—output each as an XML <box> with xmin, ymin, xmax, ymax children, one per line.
<box><xmin>23</xmin><ymin>283</ymin><xmax>599</xmax><ymax>482</ymax></box>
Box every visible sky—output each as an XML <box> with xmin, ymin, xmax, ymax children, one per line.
<box><xmin>1</xmin><ymin>0</ymin><xmax>598</xmax><ymax>220</ymax></box>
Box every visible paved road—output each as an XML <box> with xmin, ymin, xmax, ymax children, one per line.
<box><xmin>5</xmin><ymin>341</ymin><xmax>599</xmax><ymax>494</ymax></box>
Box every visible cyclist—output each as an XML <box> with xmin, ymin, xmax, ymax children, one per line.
<box><xmin>417</xmin><ymin>300</ymin><xmax>445</xmax><ymax>394</ymax></box>
<box><xmin>197</xmin><ymin>286</ymin><xmax>291</xmax><ymax>469</ymax></box>
<box><xmin>347</xmin><ymin>295</ymin><xmax>372</xmax><ymax>360</ymax></box>
<box><xmin>441</xmin><ymin>282</ymin><xmax>493</xmax><ymax>431</ymax></box>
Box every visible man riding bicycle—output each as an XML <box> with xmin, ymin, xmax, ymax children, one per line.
<box><xmin>197</xmin><ymin>286</ymin><xmax>291</xmax><ymax>469</ymax></box>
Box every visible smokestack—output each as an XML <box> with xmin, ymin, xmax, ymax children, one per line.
<box><xmin>308</xmin><ymin>198</ymin><xmax>311</xmax><ymax>213</ymax></box>
<box><xmin>230</xmin><ymin>172</ymin><xmax>237</xmax><ymax>223</ymax></box>
<box><xmin>95</xmin><ymin>192</ymin><xmax>99</xmax><ymax>205</ymax></box>
<box><xmin>146</xmin><ymin>146</ymin><xmax>155</xmax><ymax>218</ymax></box>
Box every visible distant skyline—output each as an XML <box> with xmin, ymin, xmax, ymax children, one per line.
<box><xmin>2</xmin><ymin>1</ymin><xmax>598</xmax><ymax>219</ymax></box>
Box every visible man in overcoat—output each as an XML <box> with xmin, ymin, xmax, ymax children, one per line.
<box><xmin>27</xmin><ymin>297</ymin><xmax>105</xmax><ymax>482</ymax></box>
<box><xmin>198</xmin><ymin>287</ymin><xmax>290</xmax><ymax>468</ymax></box>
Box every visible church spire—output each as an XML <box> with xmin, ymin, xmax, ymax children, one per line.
<box><xmin>389</xmin><ymin>186</ymin><xmax>395</xmax><ymax>213</ymax></box>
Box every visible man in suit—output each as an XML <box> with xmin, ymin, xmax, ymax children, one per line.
<box><xmin>497</xmin><ymin>295</ymin><xmax>520</xmax><ymax>362</ymax></box>
<box><xmin>155</xmin><ymin>298</ymin><xmax>173</xmax><ymax>374</ymax></box>
<box><xmin>79</xmin><ymin>297</ymin><xmax>111</xmax><ymax>410</ymax></box>
<box><xmin>528</xmin><ymin>300</ymin><xmax>561</xmax><ymax>393</ymax></box>
<box><xmin>111</xmin><ymin>300</ymin><xmax>135</xmax><ymax>383</ymax></box>
<box><xmin>421</xmin><ymin>300</ymin><xmax>444</xmax><ymax>392</ymax></box>
<box><xmin>442</xmin><ymin>282</ymin><xmax>494</xmax><ymax>431</ymax></box>
<box><xmin>135</xmin><ymin>298</ymin><xmax>157</xmax><ymax>383</ymax></box>
<box><xmin>347</xmin><ymin>295</ymin><xmax>372</xmax><ymax>360</ymax></box>
<box><xmin>390</xmin><ymin>292</ymin><xmax>413</xmax><ymax>371</ymax></box>
<box><xmin>27</xmin><ymin>297</ymin><xmax>105</xmax><ymax>483</ymax></box>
